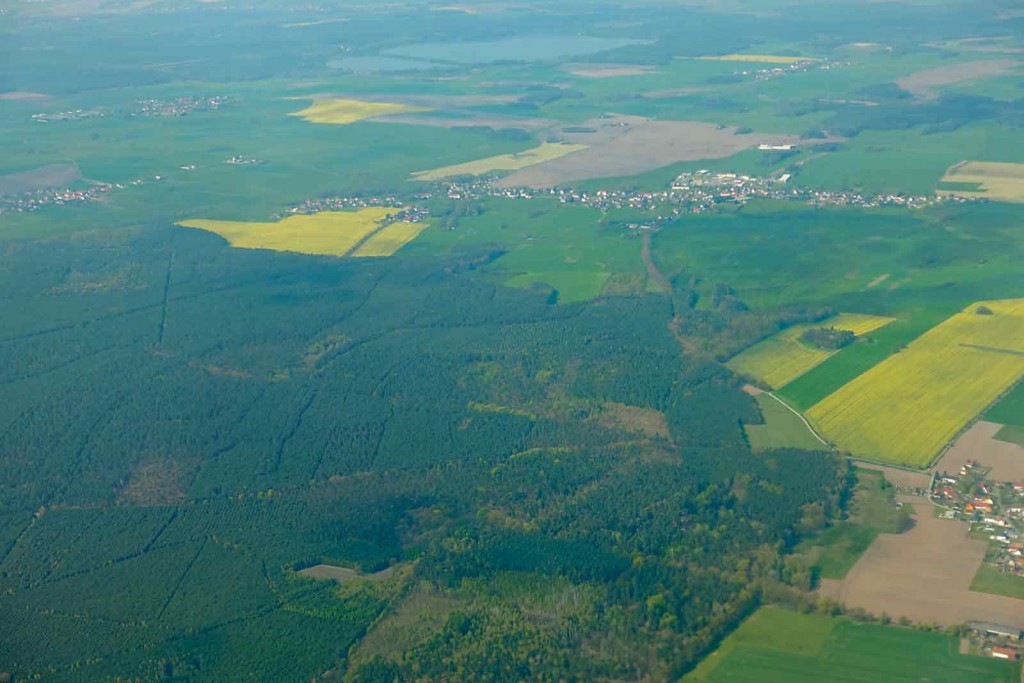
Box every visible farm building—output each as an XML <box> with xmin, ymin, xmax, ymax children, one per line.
<box><xmin>991</xmin><ymin>646</ymin><xmax>1019</xmax><ymax>660</ymax></box>
<box><xmin>971</xmin><ymin>622</ymin><xmax>1023</xmax><ymax>640</ymax></box>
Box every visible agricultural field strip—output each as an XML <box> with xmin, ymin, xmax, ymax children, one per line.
<box><xmin>807</xmin><ymin>299</ymin><xmax>1024</xmax><ymax>467</ymax></box>
<box><xmin>727</xmin><ymin>313</ymin><xmax>895</xmax><ymax>389</ymax></box>
<box><xmin>938</xmin><ymin>161</ymin><xmax>1024</xmax><ymax>203</ymax></box>
<box><xmin>411</xmin><ymin>142</ymin><xmax>588</xmax><ymax>181</ymax></box>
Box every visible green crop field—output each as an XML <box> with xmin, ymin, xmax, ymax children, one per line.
<box><xmin>744</xmin><ymin>393</ymin><xmax>826</xmax><ymax>452</ymax></box>
<box><xmin>685</xmin><ymin>607</ymin><xmax>1020</xmax><ymax>683</ymax></box>
<box><xmin>970</xmin><ymin>565</ymin><xmax>1024</xmax><ymax>600</ymax></box>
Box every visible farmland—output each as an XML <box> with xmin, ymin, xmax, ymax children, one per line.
<box><xmin>684</xmin><ymin>606</ymin><xmax>1018</xmax><ymax>683</ymax></box>
<box><xmin>352</xmin><ymin>221</ymin><xmax>430</xmax><ymax>257</ymax></box>
<box><xmin>411</xmin><ymin>142</ymin><xmax>588</xmax><ymax>181</ymax></box>
<box><xmin>178</xmin><ymin>209</ymin><xmax>422</xmax><ymax>258</ymax></box>
<box><xmin>4</xmin><ymin>0</ymin><xmax>1024</xmax><ymax>679</ymax></box>
<box><xmin>938</xmin><ymin>161</ymin><xmax>1024</xmax><ymax>203</ymax></box>
<box><xmin>289</xmin><ymin>98</ymin><xmax>430</xmax><ymax>125</ymax></box>
<box><xmin>727</xmin><ymin>313</ymin><xmax>895</xmax><ymax>389</ymax></box>
<box><xmin>806</xmin><ymin>300</ymin><xmax>1024</xmax><ymax>467</ymax></box>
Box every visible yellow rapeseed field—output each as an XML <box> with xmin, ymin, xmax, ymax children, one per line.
<box><xmin>411</xmin><ymin>141</ymin><xmax>588</xmax><ymax>181</ymax></box>
<box><xmin>352</xmin><ymin>221</ymin><xmax>429</xmax><ymax>257</ymax></box>
<box><xmin>697</xmin><ymin>54</ymin><xmax>820</xmax><ymax>65</ymax></box>
<box><xmin>727</xmin><ymin>313</ymin><xmax>895</xmax><ymax>389</ymax></box>
<box><xmin>806</xmin><ymin>299</ymin><xmax>1024</xmax><ymax>467</ymax></box>
<box><xmin>289</xmin><ymin>98</ymin><xmax>430</xmax><ymax>125</ymax></box>
<box><xmin>937</xmin><ymin>161</ymin><xmax>1024</xmax><ymax>203</ymax></box>
<box><xmin>178</xmin><ymin>208</ymin><xmax>408</xmax><ymax>257</ymax></box>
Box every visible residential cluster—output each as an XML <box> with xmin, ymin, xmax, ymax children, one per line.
<box><xmin>131</xmin><ymin>95</ymin><xmax>231</xmax><ymax>118</ymax></box>
<box><xmin>279</xmin><ymin>196</ymin><xmax>430</xmax><ymax>225</ymax></box>
<box><xmin>32</xmin><ymin>108</ymin><xmax>106</xmax><ymax>123</ymax></box>
<box><xmin>932</xmin><ymin>462</ymin><xmax>1024</xmax><ymax>579</ymax></box>
<box><xmin>741</xmin><ymin>59</ymin><xmax>848</xmax><ymax>82</ymax></box>
<box><xmin>0</xmin><ymin>184</ymin><xmax>112</xmax><ymax>214</ymax></box>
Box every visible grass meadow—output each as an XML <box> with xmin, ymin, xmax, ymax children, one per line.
<box><xmin>684</xmin><ymin>606</ymin><xmax>1019</xmax><ymax>683</ymax></box>
<box><xmin>744</xmin><ymin>393</ymin><xmax>825</xmax><ymax>452</ymax></box>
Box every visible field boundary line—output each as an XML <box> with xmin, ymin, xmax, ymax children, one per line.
<box><xmin>766</xmin><ymin>391</ymin><xmax>830</xmax><ymax>448</ymax></box>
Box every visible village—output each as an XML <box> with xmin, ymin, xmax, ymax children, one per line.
<box><xmin>932</xmin><ymin>463</ymin><xmax>1024</xmax><ymax>582</ymax></box>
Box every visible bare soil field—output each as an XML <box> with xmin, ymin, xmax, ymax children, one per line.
<box><xmin>561</xmin><ymin>63</ymin><xmax>657</xmax><ymax>78</ymax></box>
<box><xmin>818</xmin><ymin>498</ymin><xmax>1024</xmax><ymax>628</ymax></box>
<box><xmin>497</xmin><ymin>117</ymin><xmax>801</xmax><ymax>188</ymax></box>
<box><xmin>932</xmin><ymin>420</ymin><xmax>1024</xmax><ymax>483</ymax></box>
<box><xmin>896</xmin><ymin>59</ymin><xmax>1020</xmax><ymax>99</ymax></box>
<box><xmin>0</xmin><ymin>163</ymin><xmax>80</xmax><ymax>196</ymax></box>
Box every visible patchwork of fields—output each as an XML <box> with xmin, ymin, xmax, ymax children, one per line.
<box><xmin>178</xmin><ymin>209</ymin><xmax>426</xmax><ymax>258</ymax></box>
<box><xmin>807</xmin><ymin>300</ymin><xmax>1024</xmax><ymax>467</ymax></box>
<box><xmin>938</xmin><ymin>160</ymin><xmax>1024</xmax><ymax>203</ymax></box>
<box><xmin>728</xmin><ymin>313</ymin><xmax>895</xmax><ymax>389</ymax></box>
<box><xmin>684</xmin><ymin>606</ymin><xmax>1018</xmax><ymax>683</ymax></box>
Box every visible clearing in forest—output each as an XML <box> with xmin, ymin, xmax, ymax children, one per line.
<box><xmin>289</xmin><ymin>97</ymin><xmax>430</xmax><ymax>124</ymax></box>
<box><xmin>807</xmin><ymin>299</ymin><xmax>1024</xmax><ymax>467</ymax></box>
<box><xmin>411</xmin><ymin>141</ymin><xmax>588</xmax><ymax>181</ymax></box>
<box><xmin>683</xmin><ymin>605</ymin><xmax>1017</xmax><ymax>683</ymax></box>
<box><xmin>938</xmin><ymin>161</ymin><xmax>1024</xmax><ymax>203</ymax></box>
<box><xmin>727</xmin><ymin>313</ymin><xmax>894</xmax><ymax>389</ymax></box>
<box><xmin>697</xmin><ymin>54</ymin><xmax>820</xmax><ymax>64</ymax></box>
<box><xmin>178</xmin><ymin>209</ymin><xmax>425</xmax><ymax>258</ymax></box>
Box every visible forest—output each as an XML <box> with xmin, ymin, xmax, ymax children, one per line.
<box><xmin>0</xmin><ymin>226</ymin><xmax>847</xmax><ymax>680</ymax></box>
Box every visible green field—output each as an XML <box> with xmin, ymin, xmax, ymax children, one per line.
<box><xmin>970</xmin><ymin>564</ymin><xmax>1024</xmax><ymax>600</ymax></box>
<box><xmin>985</xmin><ymin>381</ymin><xmax>1024</xmax><ymax>427</ymax></box>
<box><xmin>728</xmin><ymin>313</ymin><xmax>893</xmax><ymax>389</ymax></box>
<box><xmin>744</xmin><ymin>393</ymin><xmax>826</xmax><ymax>452</ymax></box>
<box><xmin>685</xmin><ymin>606</ymin><xmax>1020</xmax><ymax>683</ymax></box>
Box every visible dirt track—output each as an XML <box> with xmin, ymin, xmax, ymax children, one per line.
<box><xmin>932</xmin><ymin>420</ymin><xmax>1024</xmax><ymax>483</ymax></box>
<box><xmin>819</xmin><ymin>497</ymin><xmax>1024</xmax><ymax>628</ymax></box>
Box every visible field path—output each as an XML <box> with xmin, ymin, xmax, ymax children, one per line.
<box><xmin>766</xmin><ymin>392</ymin><xmax>830</xmax><ymax>448</ymax></box>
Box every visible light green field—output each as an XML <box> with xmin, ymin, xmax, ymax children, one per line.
<box><xmin>807</xmin><ymin>299</ymin><xmax>1024</xmax><ymax>466</ymax></box>
<box><xmin>685</xmin><ymin>606</ymin><xmax>1019</xmax><ymax>683</ymax></box>
<box><xmin>744</xmin><ymin>393</ymin><xmax>825</xmax><ymax>452</ymax></box>
<box><xmin>970</xmin><ymin>564</ymin><xmax>1024</xmax><ymax>600</ymax></box>
<box><xmin>727</xmin><ymin>313</ymin><xmax>895</xmax><ymax>389</ymax></box>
